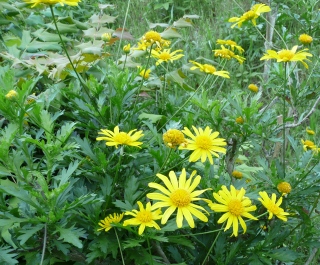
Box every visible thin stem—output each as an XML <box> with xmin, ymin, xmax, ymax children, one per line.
<box><xmin>116</xmin><ymin>0</ymin><xmax>131</xmax><ymax>59</ymax></box>
<box><xmin>201</xmin><ymin>225</ymin><xmax>223</xmax><ymax>265</ymax></box>
<box><xmin>40</xmin><ymin>223</ymin><xmax>47</xmax><ymax>265</ymax></box>
<box><xmin>282</xmin><ymin>64</ymin><xmax>287</xmax><ymax>179</ymax></box>
<box><xmin>115</xmin><ymin>229</ymin><xmax>126</xmax><ymax>265</ymax></box>
<box><xmin>146</xmin><ymin>237</ymin><xmax>154</xmax><ymax>265</ymax></box>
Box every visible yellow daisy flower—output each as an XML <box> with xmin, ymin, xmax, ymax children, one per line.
<box><xmin>179</xmin><ymin>126</ymin><xmax>227</xmax><ymax>165</ymax></box>
<box><xmin>260</xmin><ymin>45</ymin><xmax>313</xmax><ymax>69</ymax></box>
<box><xmin>5</xmin><ymin>90</ymin><xmax>18</xmax><ymax>100</ymax></box>
<box><xmin>258</xmin><ymin>192</ymin><xmax>290</xmax><ymax>221</ymax></box>
<box><xmin>216</xmin><ymin>39</ymin><xmax>244</xmax><ymax>53</ymax></box>
<box><xmin>306</xmin><ymin>128</ymin><xmax>315</xmax><ymax>135</ymax></box>
<box><xmin>248</xmin><ymin>84</ymin><xmax>259</xmax><ymax>92</ymax></box>
<box><xmin>98</xmin><ymin>213</ymin><xmax>124</xmax><ymax>232</ymax></box>
<box><xmin>132</xmin><ymin>41</ymin><xmax>148</xmax><ymax>51</ymax></box>
<box><xmin>232</xmin><ymin>170</ymin><xmax>243</xmax><ymax>179</ymax></box>
<box><xmin>24</xmin><ymin>0</ymin><xmax>80</xmax><ymax>8</ymax></box>
<box><xmin>208</xmin><ymin>185</ymin><xmax>258</xmax><ymax>237</ymax></box>
<box><xmin>235</xmin><ymin>116</ymin><xmax>244</xmax><ymax>124</ymax></box>
<box><xmin>139</xmin><ymin>68</ymin><xmax>151</xmax><ymax>79</ymax></box>
<box><xmin>123</xmin><ymin>201</ymin><xmax>162</xmax><ymax>235</ymax></box>
<box><xmin>299</xmin><ymin>34</ymin><xmax>313</xmax><ymax>45</ymax></box>
<box><xmin>189</xmin><ymin>61</ymin><xmax>230</xmax><ymax>78</ymax></box>
<box><xmin>96</xmin><ymin>126</ymin><xmax>144</xmax><ymax>148</ymax></box>
<box><xmin>228</xmin><ymin>4</ymin><xmax>271</xmax><ymax>28</ymax></box>
<box><xmin>151</xmin><ymin>49</ymin><xmax>184</xmax><ymax>65</ymax></box>
<box><xmin>301</xmin><ymin>139</ymin><xmax>320</xmax><ymax>153</ymax></box>
<box><xmin>163</xmin><ymin>129</ymin><xmax>187</xmax><ymax>148</ymax></box>
<box><xmin>142</xmin><ymin>30</ymin><xmax>162</xmax><ymax>46</ymax></box>
<box><xmin>213</xmin><ymin>45</ymin><xmax>246</xmax><ymax>64</ymax></box>
<box><xmin>277</xmin><ymin>182</ymin><xmax>292</xmax><ymax>195</ymax></box>
<box><xmin>147</xmin><ymin>168</ymin><xmax>210</xmax><ymax>228</ymax></box>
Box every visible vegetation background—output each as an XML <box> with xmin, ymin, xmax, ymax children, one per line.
<box><xmin>0</xmin><ymin>0</ymin><xmax>320</xmax><ymax>264</ymax></box>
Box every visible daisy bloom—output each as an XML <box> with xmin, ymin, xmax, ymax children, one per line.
<box><xmin>96</xmin><ymin>126</ymin><xmax>144</xmax><ymax>148</ymax></box>
<box><xmin>301</xmin><ymin>139</ymin><xmax>320</xmax><ymax>153</ymax></box>
<box><xmin>208</xmin><ymin>185</ymin><xmax>258</xmax><ymax>237</ymax></box>
<box><xmin>228</xmin><ymin>4</ymin><xmax>271</xmax><ymax>28</ymax></box>
<box><xmin>235</xmin><ymin>116</ymin><xmax>244</xmax><ymax>124</ymax></box>
<box><xmin>180</xmin><ymin>126</ymin><xmax>227</xmax><ymax>165</ymax></box>
<box><xmin>5</xmin><ymin>90</ymin><xmax>18</xmax><ymax>100</ymax></box>
<box><xmin>98</xmin><ymin>213</ymin><xmax>124</xmax><ymax>232</ymax></box>
<box><xmin>258</xmin><ymin>191</ymin><xmax>290</xmax><ymax>221</ymax></box>
<box><xmin>24</xmin><ymin>0</ymin><xmax>80</xmax><ymax>8</ymax></box>
<box><xmin>277</xmin><ymin>182</ymin><xmax>292</xmax><ymax>195</ymax></box>
<box><xmin>163</xmin><ymin>129</ymin><xmax>187</xmax><ymax>148</ymax></box>
<box><xmin>213</xmin><ymin>45</ymin><xmax>245</xmax><ymax>64</ymax></box>
<box><xmin>147</xmin><ymin>168</ymin><xmax>210</xmax><ymax>228</ymax></box>
<box><xmin>260</xmin><ymin>45</ymin><xmax>313</xmax><ymax>69</ymax></box>
<box><xmin>151</xmin><ymin>49</ymin><xmax>184</xmax><ymax>65</ymax></box>
<box><xmin>139</xmin><ymin>68</ymin><xmax>151</xmax><ymax>79</ymax></box>
<box><xmin>189</xmin><ymin>61</ymin><xmax>230</xmax><ymax>78</ymax></box>
<box><xmin>248</xmin><ymin>84</ymin><xmax>259</xmax><ymax>92</ymax></box>
<box><xmin>132</xmin><ymin>41</ymin><xmax>148</xmax><ymax>51</ymax></box>
<box><xmin>142</xmin><ymin>30</ymin><xmax>162</xmax><ymax>46</ymax></box>
<box><xmin>232</xmin><ymin>170</ymin><xmax>243</xmax><ymax>179</ymax></box>
<box><xmin>306</xmin><ymin>128</ymin><xmax>315</xmax><ymax>135</ymax></box>
<box><xmin>216</xmin><ymin>39</ymin><xmax>244</xmax><ymax>53</ymax></box>
<box><xmin>123</xmin><ymin>44</ymin><xmax>131</xmax><ymax>54</ymax></box>
<box><xmin>123</xmin><ymin>201</ymin><xmax>162</xmax><ymax>235</ymax></box>
<box><xmin>299</xmin><ymin>34</ymin><xmax>313</xmax><ymax>45</ymax></box>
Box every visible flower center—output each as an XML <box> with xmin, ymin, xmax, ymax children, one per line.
<box><xmin>215</xmin><ymin>49</ymin><xmax>233</xmax><ymax>59</ymax></box>
<box><xmin>228</xmin><ymin>199</ymin><xmax>244</xmax><ymax>216</ymax></box>
<box><xmin>170</xmin><ymin>189</ymin><xmax>191</xmax><ymax>207</ymax></box>
<box><xmin>114</xmin><ymin>132</ymin><xmax>132</xmax><ymax>144</ymax></box>
<box><xmin>304</xmin><ymin>140</ymin><xmax>314</xmax><ymax>148</ymax></box>
<box><xmin>243</xmin><ymin>10</ymin><xmax>256</xmax><ymax>20</ymax></box>
<box><xmin>195</xmin><ymin>135</ymin><xmax>213</xmax><ymax>150</ymax></box>
<box><xmin>136</xmin><ymin>210</ymin><xmax>153</xmax><ymax>223</ymax></box>
<box><xmin>278</xmin><ymin>50</ymin><xmax>294</xmax><ymax>61</ymax></box>
<box><xmin>202</xmin><ymin>64</ymin><xmax>216</xmax><ymax>74</ymax></box>
<box><xmin>268</xmin><ymin>204</ymin><xmax>282</xmax><ymax>215</ymax></box>
<box><xmin>159</xmin><ymin>52</ymin><xmax>171</xmax><ymax>61</ymax></box>
<box><xmin>144</xmin><ymin>31</ymin><xmax>162</xmax><ymax>42</ymax></box>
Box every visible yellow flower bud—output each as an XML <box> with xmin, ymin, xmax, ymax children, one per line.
<box><xmin>5</xmin><ymin>90</ymin><xmax>18</xmax><ymax>100</ymax></box>
<box><xmin>232</xmin><ymin>170</ymin><xmax>243</xmax><ymax>179</ymax></box>
<box><xmin>248</xmin><ymin>84</ymin><xmax>259</xmax><ymax>93</ymax></box>
<box><xmin>123</xmin><ymin>44</ymin><xmax>131</xmax><ymax>54</ymax></box>
<box><xmin>299</xmin><ymin>34</ymin><xmax>313</xmax><ymax>45</ymax></box>
<box><xmin>277</xmin><ymin>182</ymin><xmax>291</xmax><ymax>194</ymax></box>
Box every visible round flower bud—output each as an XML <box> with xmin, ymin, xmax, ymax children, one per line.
<box><xmin>277</xmin><ymin>181</ymin><xmax>292</xmax><ymax>194</ymax></box>
<box><xmin>5</xmin><ymin>90</ymin><xmax>18</xmax><ymax>100</ymax></box>
<box><xmin>163</xmin><ymin>129</ymin><xmax>187</xmax><ymax>148</ymax></box>
<box><xmin>235</xmin><ymin>116</ymin><xmax>244</xmax><ymax>124</ymax></box>
<box><xmin>248</xmin><ymin>84</ymin><xmax>259</xmax><ymax>93</ymax></box>
<box><xmin>299</xmin><ymin>34</ymin><xmax>313</xmax><ymax>45</ymax></box>
<box><xmin>232</xmin><ymin>170</ymin><xmax>243</xmax><ymax>179</ymax></box>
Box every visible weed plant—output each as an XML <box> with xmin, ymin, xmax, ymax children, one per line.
<box><xmin>0</xmin><ymin>0</ymin><xmax>320</xmax><ymax>264</ymax></box>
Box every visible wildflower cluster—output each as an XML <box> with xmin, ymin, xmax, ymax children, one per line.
<box><xmin>214</xmin><ymin>39</ymin><xmax>246</xmax><ymax>64</ymax></box>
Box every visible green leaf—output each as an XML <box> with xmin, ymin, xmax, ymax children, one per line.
<box><xmin>138</xmin><ymin>112</ymin><xmax>164</xmax><ymax>123</ymax></box>
<box><xmin>123</xmin><ymin>238</ymin><xmax>144</xmax><ymax>249</ymax></box>
<box><xmin>268</xmin><ymin>248</ymin><xmax>300</xmax><ymax>262</ymax></box>
<box><xmin>167</xmin><ymin>236</ymin><xmax>195</xmax><ymax>249</ymax></box>
<box><xmin>17</xmin><ymin>224</ymin><xmax>44</xmax><ymax>245</ymax></box>
<box><xmin>0</xmin><ymin>246</ymin><xmax>18</xmax><ymax>265</ymax></box>
<box><xmin>124</xmin><ymin>176</ymin><xmax>142</xmax><ymax>204</ymax></box>
<box><xmin>56</xmin><ymin>226</ymin><xmax>86</xmax><ymax>249</ymax></box>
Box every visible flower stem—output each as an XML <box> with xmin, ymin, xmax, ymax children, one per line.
<box><xmin>146</xmin><ymin>237</ymin><xmax>154</xmax><ymax>265</ymax></box>
<box><xmin>201</xmin><ymin>225</ymin><xmax>223</xmax><ymax>265</ymax></box>
<box><xmin>282</xmin><ymin>64</ymin><xmax>287</xmax><ymax>179</ymax></box>
<box><xmin>115</xmin><ymin>229</ymin><xmax>126</xmax><ymax>265</ymax></box>
<box><xmin>40</xmin><ymin>223</ymin><xmax>47</xmax><ymax>265</ymax></box>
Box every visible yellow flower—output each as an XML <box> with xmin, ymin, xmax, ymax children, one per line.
<box><xmin>213</xmin><ymin>45</ymin><xmax>246</xmax><ymax>64</ymax></box>
<box><xmin>163</xmin><ymin>129</ymin><xmax>187</xmax><ymax>148</ymax></box>
<box><xmin>235</xmin><ymin>116</ymin><xmax>244</xmax><ymax>124</ymax></box>
<box><xmin>228</xmin><ymin>4</ymin><xmax>271</xmax><ymax>28</ymax></box>
<box><xmin>96</xmin><ymin>126</ymin><xmax>144</xmax><ymax>148</ymax></box>
<box><xmin>258</xmin><ymin>191</ymin><xmax>290</xmax><ymax>221</ymax></box>
<box><xmin>180</xmin><ymin>126</ymin><xmax>227</xmax><ymax>165</ymax></box>
<box><xmin>301</xmin><ymin>139</ymin><xmax>320</xmax><ymax>153</ymax></box>
<box><xmin>216</xmin><ymin>39</ymin><xmax>244</xmax><ymax>53</ymax></box>
<box><xmin>306</xmin><ymin>128</ymin><xmax>315</xmax><ymax>135</ymax></box>
<box><xmin>277</xmin><ymin>182</ymin><xmax>292</xmax><ymax>194</ymax></box>
<box><xmin>98</xmin><ymin>213</ymin><xmax>124</xmax><ymax>232</ymax></box>
<box><xmin>143</xmin><ymin>31</ymin><xmax>162</xmax><ymax>45</ymax></box>
<box><xmin>299</xmin><ymin>34</ymin><xmax>313</xmax><ymax>45</ymax></box>
<box><xmin>189</xmin><ymin>61</ymin><xmax>230</xmax><ymax>78</ymax></box>
<box><xmin>24</xmin><ymin>0</ymin><xmax>80</xmax><ymax>8</ymax></box>
<box><xmin>151</xmin><ymin>49</ymin><xmax>184</xmax><ymax>65</ymax></box>
<box><xmin>139</xmin><ymin>68</ymin><xmax>151</xmax><ymax>79</ymax></box>
<box><xmin>132</xmin><ymin>41</ymin><xmax>148</xmax><ymax>51</ymax></box>
<box><xmin>260</xmin><ymin>45</ymin><xmax>313</xmax><ymax>69</ymax></box>
<box><xmin>248</xmin><ymin>84</ymin><xmax>259</xmax><ymax>93</ymax></box>
<box><xmin>147</xmin><ymin>168</ymin><xmax>210</xmax><ymax>228</ymax></box>
<box><xmin>123</xmin><ymin>201</ymin><xmax>162</xmax><ymax>235</ymax></box>
<box><xmin>123</xmin><ymin>44</ymin><xmax>131</xmax><ymax>54</ymax></box>
<box><xmin>101</xmin><ymin>33</ymin><xmax>112</xmax><ymax>42</ymax></box>
<box><xmin>208</xmin><ymin>185</ymin><xmax>258</xmax><ymax>237</ymax></box>
<box><xmin>232</xmin><ymin>170</ymin><xmax>243</xmax><ymax>179</ymax></box>
<box><xmin>5</xmin><ymin>90</ymin><xmax>18</xmax><ymax>100</ymax></box>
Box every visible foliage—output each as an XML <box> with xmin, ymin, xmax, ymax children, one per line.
<box><xmin>0</xmin><ymin>0</ymin><xmax>320</xmax><ymax>264</ymax></box>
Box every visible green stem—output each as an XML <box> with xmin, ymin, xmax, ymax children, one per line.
<box><xmin>49</xmin><ymin>6</ymin><xmax>104</xmax><ymax>123</ymax></box>
<box><xmin>201</xmin><ymin>225</ymin><xmax>224</xmax><ymax>265</ymax></box>
<box><xmin>40</xmin><ymin>223</ymin><xmax>47</xmax><ymax>265</ymax></box>
<box><xmin>116</xmin><ymin>0</ymin><xmax>131</xmax><ymax>59</ymax></box>
<box><xmin>115</xmin><ymin>229</ymin><xmax>126</xmax><ymax>265</ymax></box>
<box><xmin>282</xmin><ymin>64</ymin><xmax>287</xmax><ymax>179</ymax></box>
<box><xmin>146</xmin><ymin>237</ymin><xmax>154</xmax><ymax>265</ymax></box>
